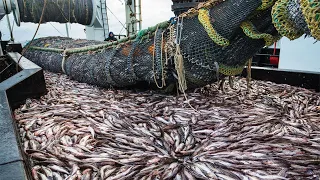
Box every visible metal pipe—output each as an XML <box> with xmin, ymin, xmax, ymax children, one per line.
<box><xmin>6</xmin><ymin>14</ymin><xmax>14</xmax><ymax>41</ymax></box>
<box><xmin>100</xmin><ymin>0</ymin><xmax>106</xmax><ymax>38</ymax></box>
<box><xmin>0</xmin><ymin>44</ymin><xmax>3</xmax><ymax>56</ymax></box>
<box><xmin>65</xmin><ymin>23</ymin><xmax>70</xmax><ymax>37</ymax></box>
<box><xmin>138</xmin><ymin>0</ymin><xmax>142</xmax><ymax>31</ymax></box>
<box><xmin>105</xmin><ymin>0</ymin><xmax>110</xmax><ymax>35</ymax></box>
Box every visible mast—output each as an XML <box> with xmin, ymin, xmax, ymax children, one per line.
<box><xmin>125</xmin><ymin>0</ymin><xmax>141</xmax><ymax>37</ymax></box>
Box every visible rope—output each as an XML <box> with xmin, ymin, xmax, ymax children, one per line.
<box><xmin>170</xmin><ymin>16</ymin><xmax>197</xmax><ymax>112</ymax></box>
<box><xmin>61</xmin><ymin>49</ymin><xmax>68</xmax><ymax>73</ymax></box>
<box><xmin>198</xmin><ymin>8</ymin><xmax>230</xmax><ymax>47</ymax></box>
<box><xmin>271</xmin><ymin>0</ymin><xmax>304</xmax><ymax>40</ymax></box>
<box><xmin>28</xmin><ymin>34</ymin><xmax>137</xmax><ymax>54</ymax></box>
<box><xmin>174</xmin><ymin>44</ymin><xmax>187</xmax><ymax>92</ymax></box>
<box><xmin>300</xmin><ymin>0</ymin><xmax>320</xmax><ymax>40</ymax></box>
<box><xmin>257</xmin><ymin>0</ymin><xmax>277</xmax><ymax>10</ymax></box>
<box><xmin>17</xmin><ymin>0</ymin><xmax>48</xmax><ymax>70</ymax></box>
<box><xmin>106</xmin><ymin>6</ymin><xmax>127</xmax><ymax>31</ymax></box>
<box><xmin>174</xmin><ymin>16</ymin><xmax>187</xmax><ymax>92</ymax></box>
<box><xmin>164</xmin><ymin>24</ymin><xmax>176</xmax><ymax>69</ymax></box>
<box><xmin>240</xmin><ymin>21</ymin><xmax>278</xmax><ymax>46</ymax></box>
<box><xmin>218</xmin><ymin>63</ymin><xmax>246</xmax><ymax>76</ymax></box>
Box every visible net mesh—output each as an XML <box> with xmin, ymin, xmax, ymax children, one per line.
<box><xmin>179</xmin><ymin>8</ymin><xmax>279</xmax><ymax>88</ymax></box>
<box><xmin>299</xmin><ymin>0</ymin><xmax>320</xmax><ymax>40</ymax></box>
<box><xmin>208</xmin><ymin>0</ymin><xmax>262</xmax><ymax>38</ymax></box>
<box><xmin>23</xmin><ymin>0</ymin><xmax>319</xmax><ymax>91</ymax></box>
<box><xmin>287</xmin><ymin>0</ymin><xmax>311</xmax><ymax>35</ymax></box>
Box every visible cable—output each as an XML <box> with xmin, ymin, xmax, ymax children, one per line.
<box><xmin>17</xmin><ymin>0</ymin><xmax>48</xmax><ymax>69</ymax></box>
<box><xmin>49</xmin><ymin>22</ymin><xmax>66</xmax><ymax>37</ymax></box>
<box><xmin>119</xmin><ymin>26</ymin><xmax>125</xmax><ymax>35</ymax></box>
<box><xmin>0</xmin><ymin>62</ymin><xmax>13</xmax><ymax>75</ymax></box>
<box><xmin>106</xmin><ymin>6</ymin><xmax>127</xmax><ymax>30</ymax></box>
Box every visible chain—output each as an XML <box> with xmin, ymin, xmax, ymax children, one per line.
<box><xmin>152</xmin><ymin>25</ymin><xmax>166</xmax><ymax>89</ymax></box>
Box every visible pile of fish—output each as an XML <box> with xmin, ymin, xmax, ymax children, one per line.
<box><xmin>15</xmin><ymin>71</ymin><xmax>320</xmax><ymax>180</ymax></box>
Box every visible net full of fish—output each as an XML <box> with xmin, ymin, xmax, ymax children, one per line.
<box><xmin>23</xmin><ymin>0</ymin><xmax>320</xmax><ymax>92</ymax></box>
<box><xmin>15</xmin><ymin>71</ymin><xmax>320</xmax><ymax>180</ymax></box>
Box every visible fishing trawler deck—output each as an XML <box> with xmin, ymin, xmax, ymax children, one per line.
<box><xmin>13</xmin><ymin>70</ymin><xmax>320</xmax><ymax>179</ymax></box>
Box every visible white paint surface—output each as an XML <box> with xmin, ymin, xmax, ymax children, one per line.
<box><xmin>279</xmin><ymin>36</ymin><xmax>320</xmax><ymax>73</ymax></box>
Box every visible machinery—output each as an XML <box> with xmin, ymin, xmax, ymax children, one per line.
<box><xmin>85</xmin><ymin>0</ymin><xmax>142</xmax><ymax>40</ymax></box>
<box><xmin>0</xmin><ymin>0</ymin><xmax>142</xmax><ymax>42</ymax></box>
<box><xmin>124</xmin><ymin>0</ymin><xmax>142</xmax><ymax>36</ymax></box>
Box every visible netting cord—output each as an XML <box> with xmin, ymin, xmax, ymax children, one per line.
<box><xmin>17</xmin><ymin>0</ymin><xmax>48</xmax><ymax>71</ymax></box>
<box><xmin>161</xmin><ymin>31</ymin><xmax>167</xmax><ymax>87</ymax></box>
<box><xmin>61</xmin><ymin>49</ymin><xmax>68</xmax><ymax>74</ymax></box>
<box><xmin>246</xmin><ymin>58</ymin><xmax>252</xmax><ymax>91</ymax></box>
<box><xmin>174</xmin><ymin>16</ymin><xmax>187</xmax><ymax>92</ymax></box>
<box><xmin>152</xmin><ymin>25</ymin><xmax>166</xmax><ymax>89</ymax></box>
<box><xmin>240</xmin><ymin>21</ymin><xmax>278</xmax><ymax>46</ymax></box>
<box><xmin>300</xmin><ymin>0</ymin><xmax>320</xmax><ymax>40</ymax></box>
<box><xmin>257</xmin><ymin>0</ymin><xmax>277</xmax><ymax>10</ymax></box>
<box><xmin>198</xmin><ymin>8</ymin><xmax>230</xmax><ymax>47</ymax></box>
<box><xmin>271</xmin><ymin>0</ymin><xmax>303</xmax><ymax>40</ymax></box>
<box><xmin>173</xmin><ymin>16</ymin><xmax>198</xmax><ymax>113</ymax></box>
<box><xmin>174</xmin><ymin>45</ymin><xmax>187</xmax><ymax>92</ymax></box>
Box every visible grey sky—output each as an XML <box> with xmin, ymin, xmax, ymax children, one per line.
<box><xmin>0</xmin><ymin>0</ymin><xmax>174</xmax><ymax>44</ymax></box>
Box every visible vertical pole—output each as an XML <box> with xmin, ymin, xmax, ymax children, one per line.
<box><xmin>125</xmin><ymin>1</ymin><xmax>131</xmax><ymax>37</ymax></box>
<box><xmin>137</xmin><ymin>0</ymin><xmax>142</xmax><ymax>31</ymax></box>
<box><xmin>65</xmin><ymin>23</ymin><xmax>70</xmax><ymax>37</ymax></box>
<box><xmin>6</xmin><ymin>14</ymin><xmax>14</xmax><ymax>41</ymax></box>
<box><xmin>100</xmin><ymin>0</ymin><xmax>106</xmax><ymax>39</ymax></box>
<box><xmin>0</xmin><ymin>43</ymin><xmax>3</xmax><ymax>56</ymax></box>
<box><xmin>3</xmin><ymin>0</ymin><xmax>14</xmax><ymax>41</ymax></box>
<box><xmin>125</xmin><ymin>0</ymin><xmax>138</xmax><ymax>36</ymax></box>
<box><xmin>105</xmin><ymin>0</ymin><xmax>109</xmax><ymax>35</ymax></box>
